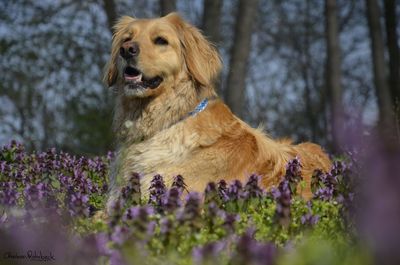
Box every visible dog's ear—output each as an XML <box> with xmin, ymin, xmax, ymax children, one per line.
<box><xmin>103</xmin><ymin>16</ymin><xmax>136</xmax><ymax>87</ymax></box>
<box><xmin>165</xmin><ymin>13</ymin><xmax>222</xmax><ymax>87</ymax></box>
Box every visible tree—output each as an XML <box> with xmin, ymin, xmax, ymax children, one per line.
<box><xmin>383</xmin><ymin>0</ymin><xmax>400</xmax><ymax>125</ymax></box>
<box><xmin>202</xmin><ymin>0</ymin><xmax>223</xmax><ymax>45</ymax></box>
<box><xmin>224</xmin><ymin>0</ymin><xmax>259</xmax><ymax>118</ymax></box>
<box><xmin>201</xmin><ymin>0</ymin><xmax>223</xmax><ymax>93</ymax></box>
<box><xmin>325</xmin><ymin>0</ymin><xmax>343</xmax><ymax>152</ymax></box>
<box><xmin>365</xmin><ymin>0</ymin><xmax>396</xmax><ymax>140</ymax></box>
<box><xmin>160</xmin><ymin>0</ymin><xmax>176</xmax><ymax>16</ymax></box>
<box><xmin>103</xmin><ymin>0</ymin><xmax>117</xmax><ymax>32</ymax></box>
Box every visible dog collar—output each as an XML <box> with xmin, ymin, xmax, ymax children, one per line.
<box><xmin>189</xmin><ymin>98</ymin><xmax>209</xmax><ymax>116</ymax></box>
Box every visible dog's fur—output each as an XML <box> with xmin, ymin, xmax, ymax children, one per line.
<box><xmin>104</xmin><ymin>13</ymin><xmax>331</xmax><ymax>207</ymax></box>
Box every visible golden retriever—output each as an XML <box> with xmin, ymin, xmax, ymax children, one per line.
<box><xmin>104</xmin><ymin>12</ymin><xmax>331</xmax><ymax>207</ymax></box>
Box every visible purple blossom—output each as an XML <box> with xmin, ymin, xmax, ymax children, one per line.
<box><xmin>171</xmin><ymin>174</ymin><xmax>187</xmax><ymax>192</ymax></box>
<box><xmin>204</xmin><ymin>182</ymin><xmax>221</xmax><ymax>205</ymax></box>
<box><xmin>179</xmin><ymin>192</ymin><xmax>201</xmax><ymax>228</ymax></box>
<box><xmin>192</xmin><ymin>241</ymin><xmax>225</xmax><ymax>265</ymax></box>
<box><xmin>275</xmin><ymin>180</ymin><xmax>291</xmax><ymax>227</ymax></box>
<box><xmin>243</xmin><ymin>174</ymin><xmax>263</xmax><ymax>199</ymax></box>
<box><xmin>111</xmin><ymin>225</ymin><xmax>131</xmax><ymax>245</ymax></box>
<box><xmin>217</xmin><ymin>180</ymin><xmax>229</xmax><ymax>202</ymax></box>
<box><xmin>148</xmin><ymin>174</ymin><xmax>166</xmax><ymax>212</ymax></box>
<box><xmin>121</xmin><ymin>172</ymin><xmax>141</xmax><ymax>206</ymax></box>
<box><xmin>23</xmin><ymin>183</ymin><xmax>47</xmax><ymax>208</ymax></box>
<box><xmin>68</xmin><ymin>192</ymin><xmax>90</xmax><ymax>217</ymax></box>
<box><xmin>284</xmin><ymin>157</ymin><xmax>303</xmax><ymax>195</ymax></box>
<box><xmin>0</xmin><ymin>182</ymin><xmax>19</xmax><ymax>206</ymax></box>
<box><xmin>227</xmin><ymin>180</ymin><xmax>243</xmax><ymax>201</ymax></box>
<box><xmin>232</xmin><ymin>230</ymin><xmax>277</xmax><ymax>265</ymax></box>
<box><xmin>301</xmin><ymin>201</ymin><xmax>319</xmax><ymax>226</ymax></box>
<box><xmin>162</xmin><ymin>187</ymin><xmax>181</xmax><ymax>213</ymax></box>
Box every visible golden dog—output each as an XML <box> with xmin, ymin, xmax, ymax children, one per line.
<box><xmin>104</xmin><ymin>13</ymin><xmax>331</xmax><ymax>207</ymax></box>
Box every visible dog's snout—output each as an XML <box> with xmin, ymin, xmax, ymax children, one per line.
<box><xmin>120</xmin><ymin>42</ymin><xmax>140</xmax><ymax>59</ymax></box>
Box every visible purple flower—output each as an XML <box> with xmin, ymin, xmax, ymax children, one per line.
<box><xmin>301</xmin><ymin>201</ymin><xmax>319</xmax><ymax>226</ymax></box>
<box><xmin>192</xmin><ymin>241</ymin><xmax>225</xmax><ymax>265</ymax></box>
<box><xmin>0</xmin><ymin>182</ymin><xmax>19</xmax><ymax>206</ymax></box>
<box><xmin>108</xmin><ymin>198</ymin><xmax>123</xmax><ymax>228</ymax></box>
<box><xmin>121</xmin><ymin>173</ymin><xmax>141</xmax><ymax>206</ymax></box>
<box><xmin>217</xmin><ymin>180</ymin><xmax>229</xmax><ymax>202</ymax></box>
<box><xmin>171</xmin><ymin>175</ymin><xmax>187</xmax><ymax>192</ymax></box>
<box><xmin>227</xmin><ymin>180</ymin><xmax>243</xmax><ymax>201</ymax></box>
<box><xmin>148</xmin><ymin>174</ymin><xmax>166</xmax><ymax>212</ymax></box>
<box><xmin>243</xmin><ymin>174</ymin><xmax>263</xmax><ymax>199</ymax></box>
<box><xmin>179</xmin><ymin>192</ymin><xmax>201</xmax><ymax>228</ymax></box>
<box><xmin>111</xmin><ymin>225</ymin><xmax>131</xmax><ymax>246</ymax></box>
<box><xmin>284</xmin><ymin>157</ymin><xmax>303</xmax><ymax>195</ymax></box>
<box><xmin>222</xmin><ymin>212</ymin><xmax>239</xmax><ymax>233</ymax></box>
<box><xmin>23</xmin><ymin>183</ymin><xmax>47</xmax><ymax>208</ymax></box>
<box><xmin>275</xmin><ymin>180</ymin><xmax>291</xmax><ymax>227</ymax></box>
<box><xmin>204</xmin><ymin>182</ymin><xmax>221</xmax><ymax>205</ymax></box>
<box><xmin>162</xmin><ymin>187</ymin><xmax>181</xmax><ymax>213</ymax></box>
<box><xmin>232</xmin><ymin>230</ymin><xmax>277</xmax><ymax>265</ymax></box>
<box><xmin>68</xmin><ymin>192</ymin><xmax>90</xmax><ymax>217</ymax></box>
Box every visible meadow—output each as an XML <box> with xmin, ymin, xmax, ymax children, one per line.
<box><xmin>0</xmin><ymin>141</ymin><xmax>371</xmax><ymax>265</ymax></box>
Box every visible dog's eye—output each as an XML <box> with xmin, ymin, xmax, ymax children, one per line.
<box><xmin>154</xmin><ymin>36</ymin><xmax>168</xmax><ymax>45</ymax></box>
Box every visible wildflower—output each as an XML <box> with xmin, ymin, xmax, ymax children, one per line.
<box><xmin>111</xmin><ymin>225</ymin><xmax>131</xmax><ymax>246</ymax></box>
<box><xmin>243</xmin><ymin>174</ymin><xmax>263</xmax><ymax>199</ymax></box>
<box><xmin>301</xmin><ymin>201</ymin><xmax>319</xmax><ymax>226</ymax></box>
<box><xmin>23</xmin><ymin>183</ymin><xmax>47</xmax><ymax>208</ymax></box>
<box><xmin>148</xmin><ymin>174</ymin><xmax>166</xmax><ymax>212</ymax></box>
<box><xmin>108</xmin><ymin>198</ymin><xmax>123</xmax><ymax>228</ymax></box>
<box><xmin>68</xmin><ymin>192</ymin><xmax>90</xmax><ymax>217</ymax></box>
<box><xmin>121</xmin><ymin>172</ymin><xmax>141</xmax><ymax>206</ymax></box>
<box><xmin>0</xmin><ymin>182</ymin><xmax>19</xmax><ymax>206</ymax></box>
<box><xmin>275</xmin><ymin>180</ymin><xmax>291</xmax><ymax>227</ymax></box>
<box><xmin>163</xmin><ymin>187</ymin><xmax>181</xmax><ymax>213</ymax></box>
<box><xmin>227</xmin><ymin>180</ymin><xmax>243</xmax><ymax>201</ymax></box>
<box><xmin>232</xmin><ymin>230</ymin><xmax>277</xmax><ymax>265</ymax></box>
<box><xmin>285</xmin><ymin>157</ymin><xmax>303</xmax><ymax>195</ymax></box>
<box><xmin>217</xmin><ymin>180</ymin><xmax>229</xmax><ymax>202</ymax></box>
<box><xmin>204</xmin><ymin>182</ymin><xmax>221</xmax><ymax>205</ymax></box>
<box><xmin>179</xmin><ymin>192</ymin><xmax>201</xmax><ymax>229</ymax></box>
<box><xmin>171</xmin><ymin>175</ymin><xmax>187</xmax><ymax>192</ymax></box>
<box><xmin>192</xmin><ymin>241</ymin><xmax>225</xmax><ymax>265</ymax></box>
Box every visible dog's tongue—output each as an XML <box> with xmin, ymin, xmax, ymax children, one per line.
<box><xmin>124</xmin><ymin>73</ymin><xmax>142</xmax><ymax>82</ymax></box>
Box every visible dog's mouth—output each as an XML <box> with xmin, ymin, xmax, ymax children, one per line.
<box><xmin>124</xmin><ymin>66</ymin><xmax>163</xmax><ymax>89</ymax></box>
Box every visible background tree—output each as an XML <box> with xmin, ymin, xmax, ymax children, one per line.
<box><xmin>224</xmin><ymin>0</ymin><xmax>259</xmax><ymax>119</ymax></box>
<box><xmin>365</xmin><ymin>0</ymin><xmax>396</xmax><ymax>141</ymax></box>
<box><xmin>383</xmin><ymin>0</ymin><xmax>400</xmax><ymax>132</ymax></box>
<box><xmin>201</xmin><ymin>0</ymin><xmax>223</xmax><ymax>93</ymax></box>
<box><xmin>325</xmin><ymin>0</ymin><xmax>344</xmax><ymax>152</ymax></box>
<box><xmin>160</xmin><ymin>0</ymin><xmax>176</xmax><ymax>16</ymax></box>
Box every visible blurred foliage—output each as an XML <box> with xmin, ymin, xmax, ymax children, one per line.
<box><xmin>0</xmin><ymin>141</ymin><xmax>373</xmax><ymax>265</ymax></box>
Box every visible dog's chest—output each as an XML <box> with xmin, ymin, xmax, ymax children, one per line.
<box><xmin>120</xmin><ymin>124</ymin><xmax>199</xmax><ymax>175</ymax></box>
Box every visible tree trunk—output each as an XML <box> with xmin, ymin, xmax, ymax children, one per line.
<box><xmin>103</xmin><ymin>0</ymin><xmax>117</xmax><ymax>33</ymax></box>
<box><xmin>202</xmin><ymin>0</ymin><xmax>223</xmax><ymax>45</ymax></box>
<box><xmin>202</xmin><ymin>0</ymin><xmax>223</xmax><ymax>94</ymax></box>
<box><xmin>366</xmin><ymin>0</ymin><xmax>396</xmax><ymax>141</ymax></box>
<box><xmin>384</xmin><ymin>0</ymin><xmax>400</xmax><ymax>125</ymax></box>
<box><xmin>160</xmin><ymin>0</ymin><xmax>176</xmax><ymax>16</ymax></box>
<box><xmin>325</xmin><ymin>0</ymin><xmax>343</xmax><ymax>152</ymax></box>
<box><xmin>224</xmin><ymin>0</ymin><xmax>259</xmax><ymax>118</ymax></box>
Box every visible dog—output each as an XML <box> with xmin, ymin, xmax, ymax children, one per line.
<box><xmin>104</xmin><ymin>12</ymin><xmax>331</xmax><ymax>208</ymax></box>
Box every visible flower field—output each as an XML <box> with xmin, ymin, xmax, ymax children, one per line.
<box><xmin>0</xmin><ymin>141</ymin><xmax>371</xmax><ymax>265</ymax></box>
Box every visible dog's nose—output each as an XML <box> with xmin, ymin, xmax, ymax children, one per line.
<box><xmin>120</xmin><ymin>42</ymin><xmax>140</xmax><ymax>59</ymax></box>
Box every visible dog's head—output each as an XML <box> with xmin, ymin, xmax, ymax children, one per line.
<box><xmin>104</xmin><ymin>13</ymin><xmax>221</xmax><ymax>98</ymax></box>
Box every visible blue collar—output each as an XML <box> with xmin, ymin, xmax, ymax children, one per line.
<box><xmin>188</xmin><ymin>98</ymin><xmax>209</xmax><ymax>116</ymax></box>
